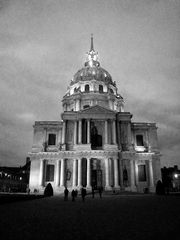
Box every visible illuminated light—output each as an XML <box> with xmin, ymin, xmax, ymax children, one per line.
<box><xmin>135</xmin><ymin>146</ymin><xmax>146</xmax><ymax>152</ymax></box>
<box><xmin>89</xmin><ymin>60</ymin><xmax>93</xmax><ymax>67</ymax></box>
<box><xmin>20</xmin><ymin>177</ymin><xmax>22</xmax><ymax>180</ymax></box>
<box><xmin>174</xmin><ymin>174</ymin><xmax>178</xmax><ymax>179</ymax></box>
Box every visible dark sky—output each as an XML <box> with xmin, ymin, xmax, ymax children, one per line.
<box><xmin>0</xmin><ymin>0</ymin><xmax>180</xmax><ymax>167</ymax></box>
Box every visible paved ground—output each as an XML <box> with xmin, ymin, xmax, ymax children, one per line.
<box><xmin>0</xmin><ymin>193</ymin><xmax>180</xmax><ymax>240</ymax></box>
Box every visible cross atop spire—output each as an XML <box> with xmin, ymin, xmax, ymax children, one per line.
<box><xmin>90</xmin><ymin>33</ymin><xmax>94</xmax><ymax>51</ymax></box>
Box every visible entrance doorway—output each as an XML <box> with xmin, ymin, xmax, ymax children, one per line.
<box><xmin>91</xmin><ymin>170</ymin><xmax>102</xmax><ymax>189</ymax></box>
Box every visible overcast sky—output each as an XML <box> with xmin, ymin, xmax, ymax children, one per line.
<box><xmin>0</xmin><ymin>0</ymin><xmax>180</xmax><ymax>168</ymax></box>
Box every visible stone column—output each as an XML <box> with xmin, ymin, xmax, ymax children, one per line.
<box><xmin>62</xmin><ymin>121</ymin><xmax>66</xmax><ymax>144</ymax></box>
<box><xmin>149</xmin><ymin>160</ymin><xmax>154</xmax><ymax>190</ymax></box>
<box><xmin>73</xmin><ymin>159</ymin><xmax>77</xmax><ymax>187</ymax></box>
<box><xmin>105</xmin><ymin>120</ymin><xmax>108</xmax><ymax>144</ymax></box>
<box><xmin>78</xmin><ymin>120</ymin><xmax>82</xmax><ymax>144</ymax></box>
<box><xmin>78</xmin><ymin>158</ymin><xmax>82</xmax><ymax>187</ymax></box>
<box><xmin>39</xmin><ymin>159</ymin><xmax>44</xmax><ymax>186</ymax></box>
<box><xmin>73</xmin><ymin>121</ymin><xmax>77</xmax><ymax>144</ymax></box>
<box><xmin>135</xmin><ymin>162</ymin><xmax>139</xmax><ymax>186</ymax></box>
<box><xmin>86</xmin><ymin>158</ymin><xmax>91</xmax><ymax>188</ymax></box>
<box><xmin>87</xmin><ymin>120</ymin><xmax>90</xmax><ymax>144</ymax></box>
<box><xmin>60</xmin><ymin>159</ymin><xmax>65</xmax><ymax>187</ymax></box>
<box><xmin>112</xmin><ymin>120</ymin><xmax>116</xmax><ymax>144</ymax></box>
<box><xmin>127</xmin><ymin>123</ymin><xmax>133</xmax><ymax>150</ymax></box>
<box><xmin>105</xmin><ymin>158</ymin><xmax>110</xmax><ymax>189</ymax></box>
<box><xmin>55</xmin><ymin>160</ymin><xmax>60</xmax><ymax>186</ymax></box>
<box><xmin>130</xmin><ymin>160</ymin><xmax>136</xmax><ymax>191</ymax></box>
<box><xmin>119</xmin><ymin>160</ymin><xmax>124</xmax><ymax>189</ymax></box>
<box><xmin>114</xmin><ymin>158</ymin><xmax>120</xmax><ymax>188</ymax></box>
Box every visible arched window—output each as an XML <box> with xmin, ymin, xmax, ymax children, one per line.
<box><xmin>136</xmin><ymin>135</ymin><xmax>144</xmax><ymax>146</ymax></box>
<box><xmin>99</xmin><ymin>85</ymin><xmax>103</xmax><ymax>93</ymax></box>
<box><xmin>48</xmin><ymin>134</ymin><xmax>56</xmax><ymax>146</ymax></box>
<box><xmin>110</xmin><ymin>88</ymin><xmax>114</xmax><ymax>94</ymax></box>
<box><xmin>83</xmin><ymin>105</ymin><xmax>90</xmax><ymax>109</ymax></box>
<box><xmin>85</xmin><ymin>84</ymin><xmax>90</xmax><ymax>93</ymax></box>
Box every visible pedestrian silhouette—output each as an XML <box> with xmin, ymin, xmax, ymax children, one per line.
<box><xmin>92</xmin><ymin>187</ymin><xmax>95</xmax><ymax>198</ymax></box>
<box><xmin>98</xmin><ymin>186</ymin><xmax>103</xmax><ymax>198</ymax></box>
<box><xmin>64</xmin><ymin>187</ymin><xmax>69</xmax><ymax>201</ymax></box>
<box><xmin>71</xmin><ymin>189</ymin><xmax>76</xmax><ymax>201</ymax></box>
<box><xmin>81</xmin><ymin>187</ymin><xmax>87</xmax><ymax>202</ymax></box>
<box><xmin>74</xmin><ymin>189</ymin><xmax>78</xmax><ymax>198</ymax></box>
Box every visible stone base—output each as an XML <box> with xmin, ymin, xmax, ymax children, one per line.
<box><xmin>131</xmin><ymin>185</ymin><xmax>137</xmax><ymax>192</ymax></box>
<box><xmin>148</xmin><ymin>186</ymin><xmax>155</xmax><ymax>193</ymax></box>
<box><xmin>104</xmin><ymin>144</ymin><xmax>118</xmax><ymax>150</ymax></box>
<box><xmin>73</xmin><ymin>144</ymin><xmax>91</xmax><ymax>151</ymax></box>
<box><xmin>105</xmin><ymin>186</ymin><xmax>112</xmax><ymax>191</ymax></box>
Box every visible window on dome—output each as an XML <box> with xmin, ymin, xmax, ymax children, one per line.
<box><xmin>85</xmin><ymin>84</ymin><xmax>90</xmax><ymax>93</ymax></box>
<box><xmin>83</xmin><ymin>105</ymin><xmax>90</xmax><ymax>109</ymax></box>
<box><xmin>136</xmin><ymin>135</ymin><xmax>144</xmax><ymax>146</ymax></box>
<box><xmin>99</xmin><ymin>85</ymin><xmax>103</xmax><ymax>93</ymax></box>
<box><xmin>48</xmin><ymin>134</ymin><xmax>56</xmax><ymax>146</ymax></box>
<box><xmin>110</xmin><ymin>88</ymin><xmax>114</xmax><ymax>94</ymax></box>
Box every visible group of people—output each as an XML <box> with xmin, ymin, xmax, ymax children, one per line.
<box><xmin>64</xmin><ymin>186</ymin><xmax>103</xmax><ymax>201</ymax></box>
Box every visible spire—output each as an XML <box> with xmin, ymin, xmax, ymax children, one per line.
<box><xmin>85</xmin><ymin>34</ymin><xmax>100</xmax><ymax>67</ymax></box>
<box><xmin>90</xmin><ymin>33</ymin><xmax>94</xmax><ymax>51</ymax></box>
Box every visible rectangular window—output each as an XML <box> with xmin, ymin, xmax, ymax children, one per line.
<box><xmin>46</xmin><ymin>165</ymin><xmax>54</xmax><ymax>181</ymax></box>
<box><xmin>138</xmin><ymin>165</ymin><xmax>146</xmax><ymax>182</ymax></box>
<box><xmin>136</xmin><ymin>135</ymin><xmax>144</xmax><ymax>146</ymax></box>
<box><xmin>48</xmin><ymin>134</ymin><xmax>56</xmax><ymax>145</ymax></box>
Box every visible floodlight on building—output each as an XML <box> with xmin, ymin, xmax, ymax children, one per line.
<box><xmin>174</xmin><ymin>173</ymin><xmax>178</xmax><ymax>179</ymax></box>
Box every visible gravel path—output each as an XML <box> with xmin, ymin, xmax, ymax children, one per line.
<box><xmin>0</xmin><ymin>194</ymin><xmax>180</xmax><ymax>240</ymax></box>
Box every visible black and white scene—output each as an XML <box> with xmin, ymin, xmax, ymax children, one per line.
<box><xmin>0</xmin><ymin>1</ymin><xmax>180</xmax><ymax>239</ymax></box>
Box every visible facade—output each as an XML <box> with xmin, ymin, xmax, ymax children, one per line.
<box><xmin>29</xmin><ymin>36</ymin><xmax>161</xmax><ymax>194</ymax></box>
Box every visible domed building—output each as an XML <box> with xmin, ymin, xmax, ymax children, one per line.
<box><xmin>28</xmin><ymin>36</ymin><xmax>161</xmax><ymax>194</ymax></box>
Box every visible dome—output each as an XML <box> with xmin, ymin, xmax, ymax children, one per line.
<box><xmin>70</xmin><ymin>34</ymin><xmax>116</xmax><ymax>87</ymax></box>
<box><xmin>71</xmin><ymin>65</ymin><xmax>115</xmax><ymax>86</ymax></box>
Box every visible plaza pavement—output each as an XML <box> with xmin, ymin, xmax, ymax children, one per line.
<box><xmin>0</xmin><ymin>193</ymin><xmax>180</xmax><ymax>240</ymax></box>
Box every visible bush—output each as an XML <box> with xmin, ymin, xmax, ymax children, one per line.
<box><xmin>44</xmin><ymin>183</ymin><xmax>53</xmax><ymax>197</ymax></box>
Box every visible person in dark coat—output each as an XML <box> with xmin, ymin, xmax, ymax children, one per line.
<box><xmin>98</xmin><ymin>186</ymin><xmax>103</xmax><ymax>198</ymax></box>
<box><xmin>92</xmin><ymin>187</ymin><xmax>95</xmax><ymax>198</ymax></box>
<box><xmin>81</xmin><ymin>187</ymin><xmax>87</xmax><ymax>202</ymax></box>
<box><xmin>64</xmin><ymin>187</ymin><xmax>69</xmax><ymax>201</ymax></box>
<box><xmin>71</xmin><ymin>189</ymin><xmax>76</xmax><ymax>201</ymax></box>
<box><xmin>74</xmin><ymin>189</ymin><xmax>78</xmax><ymax>198</ymax></box>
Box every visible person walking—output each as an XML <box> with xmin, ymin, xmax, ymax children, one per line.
<box><xmin>81</xmin><ymin>187</ymin><xmax>87</xmax><ymax>202</ymax></box>
<box><xmin>99</xmin><ymin>186</ymin><xmax>103</xmax><ymax>198</ymax></box>
<box><xmin>71</xmin><ymin>189</ymin><xmax>76</xmax><ymax>201</ymax></box>
<box><xmin>64</xmin><ymin>187</ymin><xmax>69</xmax><ymax>201</ymax></box>
<box><xmin>92</xmin><ymin>186</ymin><xmax>95</xmax><ymax>198</ymax></box>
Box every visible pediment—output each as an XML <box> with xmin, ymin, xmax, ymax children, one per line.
<box><xmin>80</xmin><ymin>105</ymin><xmax>115</xmax><ymax>115</ymax></box>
